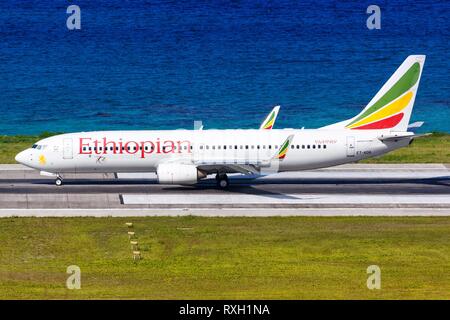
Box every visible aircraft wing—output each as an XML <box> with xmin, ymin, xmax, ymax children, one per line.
<box><xmin>259</xmin><ymin>105</ymin><xmax>280</xmax><ymax>130</ymax></box>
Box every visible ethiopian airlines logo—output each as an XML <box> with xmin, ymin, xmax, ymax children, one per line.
<box><xmin>79</xmin><ymin>137</ymin><xmax>192</xmax><ymax>159</ymax></box>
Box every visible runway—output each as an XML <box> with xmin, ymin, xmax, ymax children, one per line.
<box><xmin>0</xmin><ymin>164</ymin><xmax>449</xmax><ymax>216</ymax></box>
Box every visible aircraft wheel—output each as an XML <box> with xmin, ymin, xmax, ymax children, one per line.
<box><xmin>55</xmin><ymin>177</ymin><xmax>63</xmax><ymax>186</ymax></box>
<box><xmin>217</xmin><ymin>174</ymin><xmax>229</xmax><ymax>188</ymax></box>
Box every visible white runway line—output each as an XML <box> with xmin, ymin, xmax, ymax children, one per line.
<box><xmin>122</xmin><ymin>194</ymin><xmax>450</xmax><ymax>205</ymax></box>
<box><xmin>0</xmin><ymin>208</ymin><xmax>449</xmax><ymax>217</ymax></box>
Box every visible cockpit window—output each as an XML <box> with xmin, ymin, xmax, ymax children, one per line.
<box><xmin>32</xmin><ymin>144</ymin><xmax>47</xmax><ymax>150</ymax></box>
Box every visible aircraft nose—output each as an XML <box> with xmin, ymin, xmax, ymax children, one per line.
<box><xmin>15</xmin><ymin>150</ymin><xmax>28</xmax><ymax>165</ymax></box>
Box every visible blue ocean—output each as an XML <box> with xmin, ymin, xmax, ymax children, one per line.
<box><xmin>0</xmin><ymin>0</ymin><xmax>449</xmax><ymax>135</ymax></box>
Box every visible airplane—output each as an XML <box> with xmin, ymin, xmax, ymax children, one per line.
<box><xmin>15</xmin><ymin>55</ymin><xmax>426</xmax><ymax>188</ymax></box>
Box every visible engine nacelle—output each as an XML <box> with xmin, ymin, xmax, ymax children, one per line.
<box><xmin>156</xmin><ymin>163</ymin><xmax>207</xmax><ymax>185</ymax></box>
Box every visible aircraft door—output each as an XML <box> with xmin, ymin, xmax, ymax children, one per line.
<box><xmin>63</xmin><ymin>138</ymin><xmax>73</xmax><ymax>159</ymax></box>
<box><xmin>346</xmin><ymin>136</ymin><xmax>355</xmax><ymax>157</ymax></box>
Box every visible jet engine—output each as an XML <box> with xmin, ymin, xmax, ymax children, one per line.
<box><xmin>156</xmin><ymin>163</ymin><xmax>207</xmax><ymax>185</ymax></box>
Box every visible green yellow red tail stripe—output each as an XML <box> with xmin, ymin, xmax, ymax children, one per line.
<box><xmin>262</xmin><ymin>111</ymin><xmax>275</xmax><ymax>129</ymax></box>
<box><xmin>347</xmin><ymin>62</ymin><xmax>421</xmax><ymax>130</ymax></box>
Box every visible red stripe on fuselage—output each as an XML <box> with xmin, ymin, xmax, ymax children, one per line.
<box><xmin>351</xmin><ymin>113</ymin><xmax>404</xmax><ymax>130</ymax></box>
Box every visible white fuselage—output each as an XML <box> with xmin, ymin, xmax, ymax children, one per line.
<box><xmin>15</xmin><ymin>128</ymin><xmax>409</xmax><ymax>175</ymax></box>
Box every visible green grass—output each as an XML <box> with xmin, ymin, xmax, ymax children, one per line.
<box><xmin>0</xmin><ymin>216</ymin><xmax>449</xmax><ymax>299</ymax></box>
<box><xmin>1</xmin><ymin>132</ymin><xmax>449</xmax><ymax>164</ymax></box>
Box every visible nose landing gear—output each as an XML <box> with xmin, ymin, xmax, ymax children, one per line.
<box><xmin>216</xmin><ymin>173</ymin><xmax>229</xmax><ymax>188</ymax></box>
<box><xmin>55</xmin><ymin>175</ymin><xmax>63</xmax><ymax>186</ymax></box>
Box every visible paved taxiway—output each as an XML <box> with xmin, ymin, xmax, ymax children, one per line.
<box><xmin>0</xmin><ymin>164</ymin><xmax>449</xmax><ymax>216</ymax></box>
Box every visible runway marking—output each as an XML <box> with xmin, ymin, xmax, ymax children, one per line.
<box><xmin>0</xmin><ymin>208</ymin><xmax>449</xmax><ymax>217</ymax></box>
<box><xmin>121</xmin><ymin>193</ymin><xmax>450</xmax><ymax>206</ymax></box>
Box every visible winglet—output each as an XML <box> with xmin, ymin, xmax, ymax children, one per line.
<box><xmin>260</xmin><ymin>105</ymin><xmax>280</xmax><ymax>130</ymax></box>
<box><xmin>274</xmin><ymin>135</ymin><xmax>294</xmax><ymax>160</ymax></box>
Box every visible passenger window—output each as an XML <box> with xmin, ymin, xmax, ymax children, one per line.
<box><xmin>269</xmin><ymin>145</ymin><xmax>272</xmax><ymax>149</ymax></box>
<box><xmin>324</xmin><ymin>145</ymin><xmax>327</xmax><ymax>149</ymax></box>
<box><xmin>307</xmin><ymin>145</ymin><xmax>310</xmax><ymax>149</ymax></box>
<box><xmin>318</xmin><ymin>145</ymin><xmax>321</xmax><ymax>149</ymax></box>
<box><xmin>245</xmin><ymin>145</ymin><xmax>248</xmax><ymax>149</ymax></box>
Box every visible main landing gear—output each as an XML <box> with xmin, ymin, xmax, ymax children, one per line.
<box><xmin>216</xmin><ymin>173</ymin><xmax>229</xmax><ymax>188</ymax></box>
<box><xmin>55</xmin><ymin>175</ymin><xmax>63</xmax><ymax>186</ymax></box>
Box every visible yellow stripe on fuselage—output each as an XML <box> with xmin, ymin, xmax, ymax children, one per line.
<box><xmin>347</xmin><ymin>91</ymin><xmax>413</xmax><ymax>129</ymax></box>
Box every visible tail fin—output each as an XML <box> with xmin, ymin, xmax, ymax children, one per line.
<box><xmin>260</xmin><ymin>105</ymin><xmax>280</xmax><ymax>130</ymax></box>
<box><xmin>322</xmin><ymin>55</ymin><xmax>425</xmax><ymax>131</ymax></box>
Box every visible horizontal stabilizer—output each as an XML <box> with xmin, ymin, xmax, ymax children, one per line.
<box><xmin>378</xmin><ymin>132</ymin><xmax>431</xmax><ymax>141</ymax></box>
